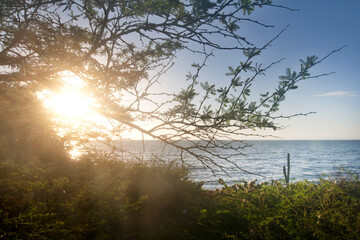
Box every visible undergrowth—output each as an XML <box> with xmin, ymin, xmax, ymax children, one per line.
<box><xmin>1</xmin><ymin>152</ymin><xmax>359</xmax><ymax>239</ymax></box>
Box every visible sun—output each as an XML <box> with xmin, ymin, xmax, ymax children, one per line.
<box><xmin>39</xmin><ymin>71</ymin><xmax>96</xmax><ymax>120</ymax></box>
<box><xmin>44</xmin><ymin>89</ymin><xmax>94</xmax><ymax>119</ymax></box>
<box><xmin>37</xmin><ymin>70</ymin><xmax>141</xmax><ymax>155</ymax></box>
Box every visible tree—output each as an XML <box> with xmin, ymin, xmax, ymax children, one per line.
<box><xmin>0</xmin><ymin>83</ymin><xmax>68</xmax><ymax>165</ymax></box>
<box><xmin>0</xmin><ymin>0</ymin><xmax>342</xmax><ymax>174</ymax></box>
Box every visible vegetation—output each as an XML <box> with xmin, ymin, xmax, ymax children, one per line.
<box><xmin>0</xmin><ymin>92</ymin><xmax>359</xmax><ymax>239</ymax></box>
<box><xmin>1</xmin><ymin>155</ymin><xmax>359</xmax><ymax>239</ymax></box>
<box><xmin>1</xmin><ymin>1</ymin><xmax>357</xmax><ymax>239</ymax></box>
<box><xmin>0</xmin><ymin>154</ymin><xmax>203</xmax><ymax>239</ymax></box>
<box><xmin>0</xmin><ymin>0</ymin><xmax>344</xmax><ymax>173</ymax></box>
<box><xmin>283</xmin><ymin>153</ymin><xmax>290</xmax><ymax>184</ymax></box>
<box><xmin>194</xmin><ymin>176</ymin><xmax>360</xmax><ymax>240</ymax></box>
<box><xmin>1</xmin><ymin>89</ymin><xmax>358</xmax><ymax>239</ymax></box>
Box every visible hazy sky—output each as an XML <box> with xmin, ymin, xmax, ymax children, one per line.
<box><xmin>159</xmin><ymin>0</ymin><xmax>360</xmax><ymax>140</ymax></box>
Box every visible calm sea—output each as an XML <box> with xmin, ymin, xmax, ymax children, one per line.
<box><xmin>96</xmin><ymin>140</ymin><xmax>360</xmax><ymax>189</ymax></box>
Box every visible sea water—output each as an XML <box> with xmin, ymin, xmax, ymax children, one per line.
<box><xmin>96</xmin><ymin>140</ymin><xmax>360</xmax><ymax>189</ymax></box>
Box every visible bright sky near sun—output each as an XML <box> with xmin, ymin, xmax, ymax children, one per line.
<box><xmin>164</xmin><ymin>0</ymin><xmax>360</xmax><ymax>140</ymax></box>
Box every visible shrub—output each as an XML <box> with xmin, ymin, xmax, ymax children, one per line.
<box><xmin>190</xmin><ymin>174</ymin><xmax>360</xmax><ymax>240</ymax></box>
<box><xmin>0</xmin><ymin>152</ymin><xmax>205</xmax><ymax>240</ymax></box>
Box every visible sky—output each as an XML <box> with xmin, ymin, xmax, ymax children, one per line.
<box><xmin>247</xmin><ymin>0</ymin><xmax>360</xmax><ymax>140</ymax></box>
<box><xmin>159</xmin><ymin>0</ymin><xmax>360</xmax><ymax>140</ymax></box>
<box><xmin>42</xmin><ymin>0</ymin><xmax>360</xmax><ymax>141</ymax></box>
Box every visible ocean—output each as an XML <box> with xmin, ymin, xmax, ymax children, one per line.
<box><xmin>94</xmin><ymin>140</ymin><xmax>360</xmax><ymax>189</ymax></box>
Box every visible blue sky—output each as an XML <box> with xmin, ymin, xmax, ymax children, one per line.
<box><xmin>258</xmin><ymin>0</ymin><xmax>360</xmax><ymax>140</ymax></box>
<box><xmin>163</xmin><ymin>0</ymin><xmax>360</xmax><ymax>140</ymax></box>
<box><xmin>250</xmin><ymin>0</ymin><xmax>360</xmax><ymax>140</ymax></box>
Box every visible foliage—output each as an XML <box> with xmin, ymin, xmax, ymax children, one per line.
<box><xmin>0</xmin><ymin>83</ymin><xmax>69</xmax><ymax>167</ymax></box>
<box><xmin>0</xmin><ymin>97</ymin><xmax>358</xmax><ymax>239</ymax></box>
<box><xmin>0</xmin><ymin>0</ymin><xmax>344</xmax><ymax>172</ymax></box>
<box><xmin>0</xmin><ymin>82</ymin><xmax>202</xmax><ymax>239</ymax></box>
<box><xmin>2</xmin><ymin>155</ymin><xmax>359</xmax><ymax>240</ymax></box>
<box><xmin>0</xmin><ymin>155</ymin><xmax>205</xmax><ymax>239</ymax></box>
<box><xmin>190</xmin><ymin>175</ymin><xmax>360</xmax><ymax>240</ymax></box>
<box><xmin>0</xmin><ymin>1</ymin><xmax>355</xmax><ymax>239</ymax></box>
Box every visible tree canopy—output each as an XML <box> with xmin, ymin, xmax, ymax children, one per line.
<box><xmin>0</xmin><ymin>0</ymin><xmax>342</xmax><ymax>174</ymax></box>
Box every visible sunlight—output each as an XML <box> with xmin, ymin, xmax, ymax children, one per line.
<box><xmin>37</xmin><ymin>71</ymin><xmax>142</xmax><ymax>159</ymax></box>
<box><xmin>44</xmin><ymin>90</ymin><xmax>94</xmax><ymax>119</ymax></box>
<box><xmin>35</xmin><ymin>71</ymin><xmax>102</xmax><ymax>158</ymax></box>
<box><xmin>39</xmin><ymin>71</ymin><xmax>96</xmax><ymax>120</ymax></box>
<box><xmin>69</xmin><ymin>147</ymin><xmax>83</xmax><ymax>158</ymax></box>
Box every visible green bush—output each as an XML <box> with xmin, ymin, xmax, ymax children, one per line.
<box><xmin>0</xmin><ymin>153</ymin><xmax>205</xmax><ymax>240</ymax></box>
<box><xmin>190</xmin><ymin>175</ymin><xmax>360</xmax><ymax>240</ymax></box>
<box><xmin>1</xmin><ymin>153</ymin><xmax>359</xmax><ymax>240</ymax></box>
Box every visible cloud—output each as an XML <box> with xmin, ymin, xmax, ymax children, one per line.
<box><xmin>315</xmin><ymin>91</ymin><xmax>358</xmax><ymax>97</ymax></box>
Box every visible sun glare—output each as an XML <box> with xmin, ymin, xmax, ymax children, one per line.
<box><xmin>37</xmin><ymin>71</ymin><xmax>137</xmax><ymax>155</ymax></box>
<box><xmin>69</xmin><ymin>147</ymin><xmax>83</xmax><ymax>158</ymax></box>
<box><xmin>44</xmin><ymin>90</ymin><xmax>94</xmax><ymax>119</ymax></box>
<box><xmin>39</xmin><ymin>71</ymin><xmax>96</xmax><ymax>120</ymax></box>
